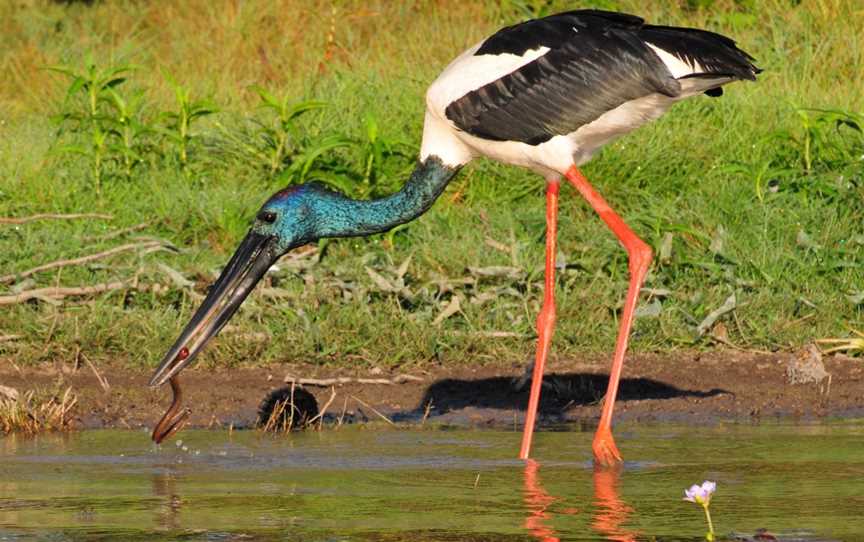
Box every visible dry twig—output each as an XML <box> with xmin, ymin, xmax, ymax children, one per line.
<box><xmin>816</xmin><ymin>328</ymin><xmax>864</xmax><ymax>354</ymax></box>
<box><xmin>0</xmin><ymin>279</ymin><xmax>134</xmax><ymax>305</ymax></box>
<box><xmin>284</xmin><ymin>374</ymin><xmax>423</xmax><ymax>387</ymax></box>
<box><xmin>421</xmin><ymin>398</ymin><xmax>434</xmax><ymax>426</ymax></box>
<box><xmin>307</xmin><ymin>386</ymin><xmax>337</xmax><ymax>429</ymax></box>
<box><xmin>0</xmin><ymin>213</ymin><xmax>112</xmax><ymax>225</ymax></box>
<box><xmin>452</xmin><ymin>330</ymin><xmax>527</xmax><ymax>338</ymax></box>
<box><xmin>1</xmin><ymin>241</ymin><xmax>165</xmax><ymax>284</ymax></box>
<box><xmin>349</xmin><ymin>394</ymin><xmax>395</xmax><ymax>426</ymax></box>
<box><xmin>80</xmin><ymin>351</ymin><xmax>110</xmax><ymax>393</ymax></box>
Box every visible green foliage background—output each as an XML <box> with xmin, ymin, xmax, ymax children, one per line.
<box><xmin>0</xmin><ymin>0</ymin><xmax>862</xmax><ymax>369</ymax></box>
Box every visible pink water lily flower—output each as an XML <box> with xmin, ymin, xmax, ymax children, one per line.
<box><xmin>684</xmin><ymin>481</ymin><xmax>716</xmax><ymax>506</ymax></box>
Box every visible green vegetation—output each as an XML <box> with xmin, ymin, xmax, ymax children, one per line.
<box><xmin>0</xmin><ymin>0</ymin><xmax>862</xmax><ymax>372</ymax></box>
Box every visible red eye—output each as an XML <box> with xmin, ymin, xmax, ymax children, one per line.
<box><xmin>177</xmin><ymin>347</ymin><xmax>189</xmax><ymax>361</ymax></box>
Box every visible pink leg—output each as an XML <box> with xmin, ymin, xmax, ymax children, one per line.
<box><xmin>520</xmin><ymin>180</ymin><xmax>560</xmax><ymax>460</ymax></box>
<box><xmin>564</xmin><ymin>165</ymin><xmax>653</xmax><ymax>466</ymax></box>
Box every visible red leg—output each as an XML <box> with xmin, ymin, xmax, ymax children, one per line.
<box><xmin>563</xmin><ymin>165</ymin><xmax>652</xmax><ymax>467</ymax></box>
<box><xmin>520</xmin><ymin>180</ymin><xmax>560</xmax><ymax>460</ymax></box>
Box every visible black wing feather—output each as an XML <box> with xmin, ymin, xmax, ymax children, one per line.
<box><xmin>447</xmin><ymin>11</ymin><xmax>679</xmax><ymax>145</ymax></box>
<box><xmin>475</xmin><ymin>10</ymin><xmax>644</xmax><ymax>56</ymax></box>
<box><xmin>639</xmin><ymin>25</ymin><xmax>760</xmax><ymax>81</ymax></box>
<box><xmin>445</xmin><ymin>10</ymin><xmax>759</xmax><ymax>145</ymax></box>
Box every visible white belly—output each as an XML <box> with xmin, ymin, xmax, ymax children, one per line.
<box><xmin>421</xmin><ymin>92</ymin><xmax>681</xmax><ymax>179</ymax></box>
<box><xmin>567</xmin><ymin>92</ymin><xmax>680</xmax><ymax>164</ymax></box>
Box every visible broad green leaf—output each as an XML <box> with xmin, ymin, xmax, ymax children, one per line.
<box><xmin>287</xmin><ymin>100</ymin><xmax>327</xmax><ymax>121</ymax></box>
<box><xmin>251</xmin><ymin>86</ymin><xmax>280</xmax><ymax>110</ymax></box>
<box><xmin>67</xmin><ymin>76</ymin><xmax>87</xmax><ymax>99</ymax></box>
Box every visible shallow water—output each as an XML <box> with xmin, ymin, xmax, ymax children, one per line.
<box><xmin>1</xmin><ymin>422</ymin><xmax>862</xmax><ymax>541</ymax></box>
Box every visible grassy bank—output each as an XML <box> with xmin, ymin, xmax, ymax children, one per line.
<box><xmin>1</xmin><ymin>0</ymin><xmax>862</xmax><ymax>372</ymax></box>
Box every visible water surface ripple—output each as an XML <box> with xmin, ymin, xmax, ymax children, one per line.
<box><xmin>2</xmin><ymin>422</ymin><xmax>861</xmax><ymax>541</ymax></box>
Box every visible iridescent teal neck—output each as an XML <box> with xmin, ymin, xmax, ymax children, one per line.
<box><xmin>252</xmin><ymin>156</ymin><xmax>461</xmax><ymax>251</ymax></box>
<box><xmin>310</xmin><ymin>155</ymin><xmax>460</xmax><ymax>239</ymax></box>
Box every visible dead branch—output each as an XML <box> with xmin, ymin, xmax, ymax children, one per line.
<box><xmin>0</xmin><ymin>213</ymin><xmax>113</xmax><ymax>225</ymax></box>
<box><xmin>1</xmin><ymin>241</ymin><xmax>165</xmax><ymax>284</ymax></box>
<box><xmin>80</xmin><ymin>351</ymin><xmax>110</xmax><ymax>393</ymax></box>
<box><xmin>0</xmin><ymin>335</ymin><xmax>22</xmax><ymax>343</ymax></box>
<box><xmin>0</xmin><ymin>278</ymin><xmax>133</xmax><ymax>305</ymax></box>
<box><xmin>82</xmin><ymin>221</ymin><xmax>152</xmax><ymax>242</ymax></box>
<box><xmin>284</xmin><ymin>374</ymin><xmax>423</xmax><ymax>387</ymax></box>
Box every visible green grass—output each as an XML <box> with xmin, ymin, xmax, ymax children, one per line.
<box><xmin>1</xmin><ymin>0</ymin><xmax>862</xmax><ymax>371</ymax></box>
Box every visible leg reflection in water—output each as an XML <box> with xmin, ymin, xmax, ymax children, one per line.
<box><xmin>523</xmin><ymin>460</ymin><xmax>639</xmax><ymax>542</ymax></box>
<box><xmin>592</xmin><ymin>465</ymin><xmax>638</xmax><ymax>542</ymax></box>
<box><xmin>523</xmin><ymin>459</ymin><xmax>562</xmax><ymax>542</ymax></box>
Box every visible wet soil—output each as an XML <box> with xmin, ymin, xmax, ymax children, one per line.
<box><xmin>3</xmin><ymin>349</ymin><xmax>863</xmax><ymax>431</ymax></box>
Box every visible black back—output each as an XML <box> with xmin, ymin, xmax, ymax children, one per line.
<box><xmin>475</xmin><ymin>9</ymin><xmax>644</xmax><ymax>56</ymax></box>
<box><xmin>445</xmin><ymin>10</ymin><xmax>759</xmax><ymax>146</ymax></box>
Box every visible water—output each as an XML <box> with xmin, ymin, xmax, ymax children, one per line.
<box><xmin>1</xmin><ymin>422</ymin><xmax>862</xmax><ymax>541</ymax></box>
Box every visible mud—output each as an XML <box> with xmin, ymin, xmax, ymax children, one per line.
<box><xmin>3</xmin><ymin>349</ymin><xmax>863</xmax><ymax>431</ymax></box>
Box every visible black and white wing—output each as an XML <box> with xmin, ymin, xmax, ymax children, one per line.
<box><xmin>443</xmin><ymin>10</ymin><xmax>759</xmax><ymax>146</ymax></box>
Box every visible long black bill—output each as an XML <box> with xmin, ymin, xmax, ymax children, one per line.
<box><xmin>148</xmin><ymin>231</ymin><xmax>279</xmax><ymax>387</ymax></box>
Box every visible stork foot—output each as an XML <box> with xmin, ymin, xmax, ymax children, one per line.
<box><xmin>592</xmin><ymin>427</ymin><xmax>623</xmax><ymax>467</ymax></box>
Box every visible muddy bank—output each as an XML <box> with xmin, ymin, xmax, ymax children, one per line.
<box><xmin>3</xmin><ymin>349</ymin><xmax>863</xmax><ymax>432</ymax></box>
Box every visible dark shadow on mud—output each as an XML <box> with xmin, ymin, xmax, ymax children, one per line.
<box><xmin>393</xmin><ymin>372</ymin><xmax>727</xmax><ymax>423</ymax></box>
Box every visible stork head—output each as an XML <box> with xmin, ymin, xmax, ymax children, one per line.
<box><xmin>148</xmin><ymin>184</ymin><xmax>325</xmax><ymax>387</ymax></box>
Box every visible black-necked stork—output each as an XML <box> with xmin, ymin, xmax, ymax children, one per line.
<box><xmin>148</xmin><ymin>9</ymin><xmax>759</xmax><ymax>465</ymax></box>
